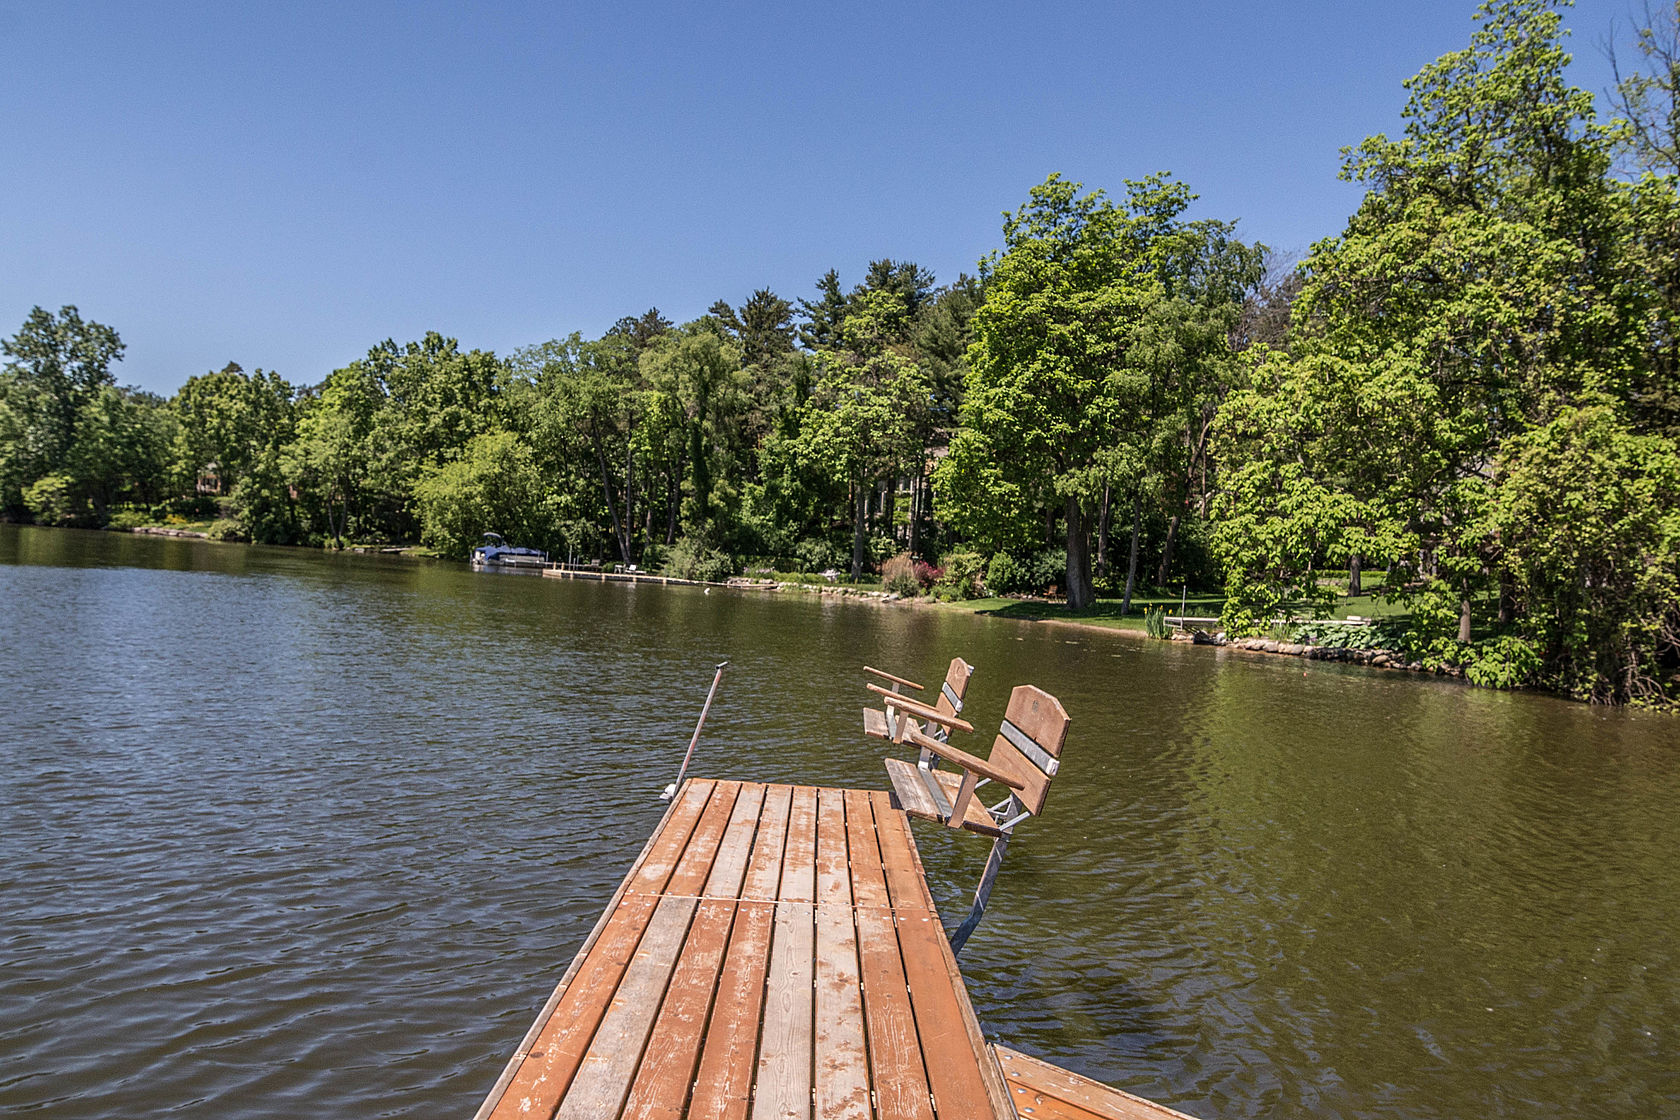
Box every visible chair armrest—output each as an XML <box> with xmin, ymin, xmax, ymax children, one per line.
<box><xmin>863</xmin><ymin>665</ymin><xmax>924</xmax><ymax>692</ymax></box>
<box><xmin>905</xmin><ymin>728</ymin><xmax>1025</xmax><ymax>789</ymax></box>
<box><xmin>864</xmin><ymin>684</ymin><xmax>975</xmax><ymax>733</ymax></box>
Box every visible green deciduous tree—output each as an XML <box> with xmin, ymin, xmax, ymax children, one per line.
<box><xmin>170</xmin><ymin>363</ymin><xmax>296</xmax><ymax>504</ymax></box>
<box><xmin>640</xmin><ymin>322</ymin><xmax>748</xmax><ymax>548</ymax></box>
<box><xmin>1213</xmin><ymin>0</ymin><xmax>1680</xmax><ymax>702</ymax></box>
<box><xmin>0</xmin><ymin>305</ymin><xmax>127</xmax><ymax>518</ymax></box>
<box><xmin>414</xmin><ymin>429</ymin><xmax>556</xmax><ymax>559</ymax></box>
<box><xmin>1488</xmin><ymin>402</ymin><xmax>1680</xmax><ymax>702</ymax></box>
<box><xmin>938</xmin><ymin>173</ymin><xmax>1254</xmax><ymax>609</ymax></box>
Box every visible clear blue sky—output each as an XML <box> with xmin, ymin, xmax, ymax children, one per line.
<box><xmin>0</xmin><ymin>0</ymin><xmax>1635</xmax><ymax>397</ymax></box>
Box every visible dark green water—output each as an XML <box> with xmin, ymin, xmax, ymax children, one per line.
<box><xmin>2</xmin><ymin>524</ymin><xmax>1676</xmax><ymax>1119</ymax></box>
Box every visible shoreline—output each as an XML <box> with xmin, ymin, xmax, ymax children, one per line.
<box><xmin>770</xmin><ymin>578</ymin><xmax>1471</xmax><ymax>684</ymax></box>
<box><xmin>85</xmin><ymin>524</ymin><xmax>1475</xmax><ymax>690</ymax></box>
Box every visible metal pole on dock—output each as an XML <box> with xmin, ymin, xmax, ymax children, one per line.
<box><xmin>662</xmin><ymin>661</ymin><xmax>728</xmax><ymax>800</ymax></box>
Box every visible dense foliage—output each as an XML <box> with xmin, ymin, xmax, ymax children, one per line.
<box><xmin>5</xmin><ymin>0</ymin><xmax>1679</xmax><ymax>704</ymax></box>
<box><xmin>1213</xmin><ymin>0</ymin><xmax>1680</xmax><ymax>703</ymax></box>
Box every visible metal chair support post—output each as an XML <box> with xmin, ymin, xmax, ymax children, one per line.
<box><xmin>948</xmin><ymin>831</ymin><xmax>1011</xmax><ymax>955</ymax></box>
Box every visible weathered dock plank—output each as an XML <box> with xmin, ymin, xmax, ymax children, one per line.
<box><xmin>993</xmin><ymin>1044</ymin><xmax>1201</xmax><ymax>1120</ymax></box>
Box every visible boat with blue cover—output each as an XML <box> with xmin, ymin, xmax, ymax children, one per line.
<box><xmin>469</xmin><ymin>532</ymin><xmax>547</xmax><ymax>570</ymax></box>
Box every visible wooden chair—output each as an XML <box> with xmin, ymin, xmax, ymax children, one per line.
<box><xmin>861</xmin><ymin>659</ymin><xmax>975</xmax><ymax>763</ymax></box>
<box><xmin>877</xmin><ymin>684</ymin><xmax>1070</xmax><ymax>953</ymax></box>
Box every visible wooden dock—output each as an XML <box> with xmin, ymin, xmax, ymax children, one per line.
<box><xmin>473</xmin><ymin>777</ymin><xmax>1196</xmax><ymax>1120</ymax></box>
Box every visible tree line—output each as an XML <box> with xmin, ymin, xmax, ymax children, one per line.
<box><xmin>4</xmin><ymin>0</ymin><xmax>1678</xmax><ymax>705</ymax></box>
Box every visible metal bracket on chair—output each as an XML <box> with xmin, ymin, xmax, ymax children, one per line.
<box><xmin>948</xmin><ymin>830</ymin><xmax>1011</xmax><ymax>956</ymax></box>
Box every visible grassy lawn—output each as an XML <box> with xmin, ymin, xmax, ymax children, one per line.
<box><xmin>129</xmin><ymin>517</ymin><xmax>216</xmax><ymax>534</ymax></box>
<box><xmin>936</xmin><ymin>591</ymin><xmax>1227</xmax><ymax>632</ymax></box>
<box><xmin>1325</xmin><ymin>591</ymin><xmax>1411</xmax><ymax>620</ymax></box>
<box><xmin>759</xmin><ymin>570</ymin><xmax>885</xmax><ymax>592</ymax></box>
<box><xmin>932</xmin><ymin>580</ymin><xmax>1418</xmax><ymax>636</ymax></box>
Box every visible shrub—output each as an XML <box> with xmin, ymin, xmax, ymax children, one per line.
<box><xmin>22</xmin><ymin>473</ymin><xmax>81</xmax><ymax>526</ymax></box>
<box><xmin>986</xmin><ymin>551</ymin><xmax>1027</xmax><ymax>595</ymax></box>
<box><xmin>1288</xmin><ymin>618</ymin><xmax>1410</xmax><ymax>653</ymax></box>
<box><xmin>1028</xmin><ymin>548</ymin><xmax>1067</xmax><ymax>592</ymax></box>
<box><xmin>933</xmin><ymin>549</ymin><xmax>986</xmax><ymax>601</ymax></box>
<box><xmin>666</xmin><ymin>535</ymin><xmax>735</xmax><ymax>582</ymax></box>
<box><xmin>881</xmin><ymin>552</ymin><xmax>920</xmax><ymax>597</ymax></box>
<box><xmin>105</xmin><ymin>508</ymin><xmax>153</xmax><ymax>531</ymax></box>
<box><xmin>206</xmin><ymin>518</ymin><xmax>247</xmax><ymax>542</ymax></box>
<box><xmin>913</xmin><ymin>559</ymin><xmax>941</xmax><ymax>589</ymax></box>
<box><xmin>1459</xmin><ymin>635</ymin><xmax>1543</xmax><ymax>690</ymax></box>
<box><xmin>792</xmin><ymin>538</ymin><xmax>842</xmax><ymax>574</ymax></box>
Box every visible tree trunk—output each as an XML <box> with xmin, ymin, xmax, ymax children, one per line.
<box><xmin>1156</xmin><ymin>512</ymin><xmax>1180</xmax><ymax>587</ymax></box>
<box><xmin>624</xmin><ymin>440</ymin><xmax>635</xmax><ymax>558</ymax></box>
<box><xmin>908</xmin><ymin>472</ymin><xmax>922</xmax><ymax>557</ymax></box>
<box><xmin>1349</xmin><ymin>553</ymin><xmax>1362</xmax><ymax>596</ymax></box>
<box><xmin>665</xmin><ymin>476</ymin><xmax>679</xmax><ymax>545</ymax></box>
<box><xmin>1095</xmin><ymin>484</ymin><xmax>1111</xmax><ymax>580</ymax></box>
<box><xmin>591</xmin><ymin>416</ymin><xmax>631</xmax><ymax>561</ymax></box>
<box><xmin>688</xmin><ymin>422</ymin><xmax>709</xmax><ymax>531</ymax></box>
<box><xmin>1458</xmin><ymin>585</ymin><xmax>1473</xmax><ymax>643</ymax></box>
<box><xmin>1498</xmin><ymin>572</ymin><xmax>1513</xmax><ymax>625</ymax></box>
<box><xmin>851</xmin><ymin>484</ymin><xmax>868</xmax><ymax>580</ymax></box>
<box><xmin>327</xmin><ymin>492</ymin><xmax>342</xmax><ymax>548</ymax></box>
<box><xmin>1121</xmin><ymin>491</ymin><xmax>1142</xmax><ymax>615</ymax></box>
<box><xmin>1064</xmin><ymin>495</ymin><xmax>1094</xmax><ymax>610</ymax></box>
<box><xmin>881</xmin><ymin>479</ymin><xmax>895</xmax><ymax>547</ymax></box>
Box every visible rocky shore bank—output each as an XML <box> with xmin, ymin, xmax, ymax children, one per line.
<box><xmin>1181</xmin><ymin>630</ymin><xmax>1466</xmax><ymax>678</ymax></box>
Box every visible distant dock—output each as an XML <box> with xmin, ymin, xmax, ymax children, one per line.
<box><xmin>541</xmin><ymin>565</ymin><xmax>720</xmax><ymax>589</ymax></box>
<box><xmin>473</xmin><ymin>777</ymin><xmax>1197</xmax><ymax>1120</ymax></box>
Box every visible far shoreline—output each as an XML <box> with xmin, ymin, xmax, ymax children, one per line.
<box><xmin>27</xmin><ymin>521</ymin><xmax>1536</xmax><ymax>699</ymax></box>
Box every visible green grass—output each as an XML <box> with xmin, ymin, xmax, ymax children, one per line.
<box><xmin>935</xmin><ymin>592</ymin><xmax>1226</xmax><ymax>632</ymax></box>
<box><xmin>1325</xmin><ymin>591</ymin><xmax>1411</xmax><ymax>620</ymax></box>
<box><xmin>123</xmin><ymin>517</ymin><xmax>215</xmax><ymax>534</ymax></box>
<box><xmin>761</xmin><ymin>570</ymin><xmax>885</xmax><ymax>591</ymax></box>
<box><xmin>931</xmin><ymin>580</ymin><xmax>1419</xmax><ymax>638</ymax></box>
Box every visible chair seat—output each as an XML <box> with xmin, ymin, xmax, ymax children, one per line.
<box><xmin>883</xmin><ymin>757</ymin><xmax>1006</xmax><ymax>836</ymax></box>
<box><xmin>862</xmin><ymin>706</ymin><xmax>890</xmax><ymax>740</ymax></box>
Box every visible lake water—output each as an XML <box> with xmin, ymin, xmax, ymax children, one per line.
<box><xmin>2</xmin><ymin>524</ymin><xmax>1677</xmax><ymax>1119</ymax></box>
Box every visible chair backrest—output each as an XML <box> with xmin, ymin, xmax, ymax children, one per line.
<box><xmin>931</xmin><ymin>658</ymin><xmax>974</xmax><ymax>723</ymax></box>
<box><xmin>988</xmin><ymin>685</ymin><xmax>1070</xmax><ymax>817</ymax></box>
